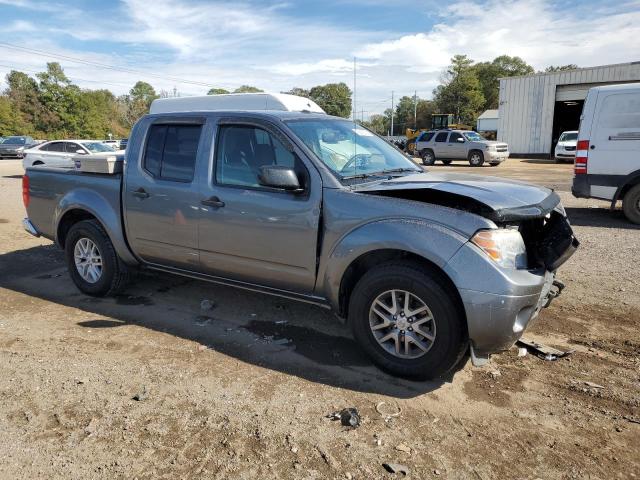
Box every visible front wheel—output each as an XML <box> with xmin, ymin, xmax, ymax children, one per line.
<box><xmin>622</xmin><ymin>184</ymin><xmax>640</xmax><ymax>224</ymax></box>
<box><xmin>468</xmin><ymin>150</ymin><xmax>485</xmax><ymax>167</ymax></box>
<box><xmin>348</xmin><ymin>262</ymin><xmax>468</xmax><ymax>379</ymax></box>
<box><xmin>65</xmin><ymin>220</ymin><xmax>130</xmax><ymax>296</ymax></box>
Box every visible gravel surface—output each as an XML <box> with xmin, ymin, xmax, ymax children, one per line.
<box><xmin>0</xmin><ymin>159</ymin><xmax>638</xmax><ymax>479</ymax></box>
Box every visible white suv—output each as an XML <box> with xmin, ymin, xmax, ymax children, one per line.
<box><xmin>415</xmin><ymin>130</ymin><xmax>509</xmax><ymax>167</ymax></box>
<box><xmin>554</xmin><ymin>131</ymin><xmax>578</xmax><ymax>163</ymax></box>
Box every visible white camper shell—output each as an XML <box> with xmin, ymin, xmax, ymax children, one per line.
<box><xmin>150</xmin><ymin>93</ymin><xmax>325</xmax><ymax>115</ymax></box>
<box><xmin>572</xmin><ymin>82</ymin><xmax>640</xmax><ymax>224</ymax></box>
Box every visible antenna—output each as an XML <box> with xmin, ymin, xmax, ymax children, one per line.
<box><xmin>391</xmin><ymin>91</ymin><xmax>394</xmax><ymax>136</ymax></box>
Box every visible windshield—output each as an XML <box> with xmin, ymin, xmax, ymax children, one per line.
<box><xmin>559</xmin><ymin>132</ymin><xmax>578</xmax><ymax>142</ymax></box>
<box><xmin>286</xmin><ymin>119</ymin><xmax>420</xmax><ymax>179</ymax></box>
<box><xmin>3</xmin><ymin>136</ymin><xmax>28</xmax><ymax>145</ymax></box>
<box><xmin>81</xmin><ymin>142</ymin><xmax>116</xmax><ymax>153</ymax></box>
<box><xmin>462</xmin><ymin>131</ymin><xmax>486</xmax><ymax>142</ymax></box>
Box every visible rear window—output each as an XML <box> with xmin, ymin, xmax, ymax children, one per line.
<box><xmin>143</xmin><ymin>124</ymin><xmax>202</xmax><ymax>182</ymax></box>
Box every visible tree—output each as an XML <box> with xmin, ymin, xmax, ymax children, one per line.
<box><xmin>415</xmin><ymin>99</ymin><xmax>436</xmax><ymax>130</ymax></box>
<box><xmin>308</xmin><ymin>82</ymin><xmax>352</xmax><ymax>118</ymax></box>
<box><xmin>207</xmin><ymin>88</ymin><xmax>230</xmax><ymax>95</ymax></box>
<box><xmin>432</xmin><ymin>55</ymin><xmax>485</xmax><ymax>125</ymax></box>
<box><xmin>545</xmin><ymin>64</ymin><xmax>578</xmax><ymax>73</ymax></box>
<box><xmin>120</xmin><ymin>81</ymin><xmax>158</xmax><ymax>129</ymax></box>
<box><xmin>473</xmin><ymin>55</ymin><xmax>534</xmax><ymax>109</ymax></box>
<box><xmin>233</xmin><ymin>85</ymin><xmax>263</xmax><ymax>93</ymax></box>
<box><xmin>282</xmin><ymin>87</ymin><xmax>310</xmax><ymax>97</ymax></box>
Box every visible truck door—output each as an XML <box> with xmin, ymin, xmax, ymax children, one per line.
<box><xmin>196</xmin><ymin>119</ymin><xmax>322</xmax><ymax>293</ymax></box>
<box><xmin>447</xmin><ymin>132</ymin><xmax>466</xmax><ymax>158</ymax></box>
<box><xmin>433</xmin><ymin>131</ymin><xmax>449</xmax><ymax>158</ymax></box>
<box><xmin>587</xmin><ymin>90</ymin><xmax>640</xmax><ymax>200</ymax></box>
<box><xmin>123</xmin><ymin>119</ymin><xmax>204</xmax><ymax>269</ymax></box>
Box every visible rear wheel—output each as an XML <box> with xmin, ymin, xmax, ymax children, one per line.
<box><xmin>468</xmin><ymin>150</ymin><xmax>484</xmax><ymax>167</ymax></box>
<box><xmin>420</xmin><ymin>149</ymin><xmax>435</xmax><ymax>166</ymax></box>
<box><xmin>65</xmin><ymin>220</ymin><xmax>130</xmax><ymax>296</ymax></box>
<box><xmin>622</xmin><ymin>184</ymin><xmax>640</xmax><ymax>224</ymax></box>
<box><xmin>348</xmin><ymin>261</ymin><xmax>467</xmax><ymax>379</ymax></box>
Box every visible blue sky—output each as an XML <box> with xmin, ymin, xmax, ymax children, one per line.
<box><xmin>0</xmin><ymin>0</ymin><xmax>639</xmax><ymax>117</ymax></box>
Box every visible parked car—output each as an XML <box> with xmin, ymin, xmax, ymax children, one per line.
<box><xmin>554</xmin><ymin>131</ymin><xmax>578</xmax><ymax>163</ymax></box>
<box><xmin>0</xmin><ymin>136</ymin><xmax>36</xmax><ymax>159</ymax></box>
<box><xmin>572</xmin><ymin>82</ymin><xmax>640</xmax><ymax>224</ymax></box>
<box><xmin>23</xmin><ymin>140</ymin><xmax>117</xmax><ymax>169</ymax></box>
<box><xmin>416</xmin><ymin>130</ymin><xmax>509</xmax><ymax>166</ymax></box>
<box><xmin>102</xmin><ymin>140</ymin><xmax>120</xmax><ymax>150</ymax></box>
<box><xmin>22</xmin><ymin>93</ymin><xmax>578</xmax><ymax>379</ymax></box>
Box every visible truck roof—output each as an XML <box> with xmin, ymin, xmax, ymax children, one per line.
<box><xmin>150</xmin><ymin>93</ymin><xmax>326</xmax><ymax>115</ymax></box>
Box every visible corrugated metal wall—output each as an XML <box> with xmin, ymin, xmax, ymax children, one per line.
<box><xmin>498</xmin><ymin>62</ymin><xmax>640</xmax><ymax>155</ymax></box>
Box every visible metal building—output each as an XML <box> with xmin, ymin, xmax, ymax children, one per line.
<box><xmin>497</xmin><ymin>61</ymin><xmax>640</xmax><ymax>156</ymax></box>
<box><xmin>477</xmin><ymin>109</ymin><xmax>499</xmax><ymax>132</ymax></box>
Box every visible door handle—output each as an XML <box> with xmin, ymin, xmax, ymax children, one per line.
<box><xmin>132</xmin><ymin>188</ymin><xmax>150</xmax><ymax>199</ymax></box>
<box><xmin>201</xmin><ymin>196</ymin><xmax>225</xmax><ymax>208</ymax></box>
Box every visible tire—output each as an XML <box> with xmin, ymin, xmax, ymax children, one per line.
<box><xmin>441</xmin><ymin>159</ymin><xmax>453</xmax><ymax>165</ymax></box>
<box><xmin>65</xmin><ymin>220</ymin><xmax>130</xmax><ymax>296</ymax></box>
<box><xmin>348</xmin><ymin>261</ymin><xmax>468</xmax><ymax>380</ymax></box>
<box><xmin>622</xmin><ymin>184</ymin><xmax>640</xmax><ymax>224</ymax></box>
<box><xmin>468</xmin><ymin>150</ymin><xmax>484</xmax><ymax>167</ymax></box>
<box><xmin>420</xmin><ymin>149</ymin><xmax>435</xmax><ymax>166</ymax></box>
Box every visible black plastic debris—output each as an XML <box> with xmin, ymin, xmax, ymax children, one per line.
<box><xmin>327</xmin><ymin>407</ymin><xmax>361</xmax><ymax>428</ymax></box>
<box><xmin>383</xmin><ymin>463</ymin><xmax>409</xmax><ymax>476</ymax></box>
<box><xmin>517</xmin><ymin>337</ymin><xmax>573</xmax><ymax>361</ymax></box>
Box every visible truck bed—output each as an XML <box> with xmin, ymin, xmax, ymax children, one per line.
<box><xmin>25</xmin><ymin>166</ymin><xmax>122</xmax><ymax>243</ymax></box>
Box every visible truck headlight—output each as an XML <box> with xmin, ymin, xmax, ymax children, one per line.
<box><xmin>471</xmin><ymin>229</ymin><xmax>528</xmax><ymax>269</ymax></box>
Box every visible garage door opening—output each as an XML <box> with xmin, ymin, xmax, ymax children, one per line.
<box><xmin>551</xmin><ymin>100</ymin><xmax>584</xmax><ymax>155</ymax></box>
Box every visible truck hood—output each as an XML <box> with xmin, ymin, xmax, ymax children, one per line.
<box><xmin>353</xmin><ymin>172</ymin><xmax>561</xmax><ymax>223</ymax></box>
<box><xmin>476</xmin><ymin>140</ymin><xmax>508</xmax><ymax>148</ymax></box>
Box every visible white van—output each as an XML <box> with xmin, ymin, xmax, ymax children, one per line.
<box><xmin>572</xmin><ymin>83</ymin><xmax>640</xmax><ymax>223</ymax></box>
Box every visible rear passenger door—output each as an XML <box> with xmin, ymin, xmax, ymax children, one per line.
<box><xmin>41</xmin><ymin>141</ymin><xmax>68</xmax><ymax>166</ymax></box>
<box><xmin>196</xmin><ymin>119</ymin><xmax>322</xmax><ymax>293</ymax></box>
<box><xmin>433</xmin><ymin>131</ymin><xmax>450</xmax><ymax>158</ymax></box>
<box><xmin>123</xmin><ymin>119</ymin><xmax>204</xmax><ymax>269</ymax></box>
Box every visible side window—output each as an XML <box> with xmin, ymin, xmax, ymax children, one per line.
<box><xmin>215</xmin><ymin>125</ymin><xmax>299</xmax><ymax>188</ymax></box>
<box><xmin>435</xmin><ymin>132</ymin><xmax>449</xmax><ymax>142</ymax></box>
<box><xmin>47</xmin><ymin>142</ymin><xmax>65</xmax><ymax>152</ymax></box>
<box><xmin>65</xmin><ymin>142</ymin><xmax>83</xmax><ymax>153</ymax></box>
<box><xmin>143</xmin><ymin>124</ymin><xmax>202</xmax><ymax>182</ymax></box>
<box><xmin>449</xmin><ymin>132</ymin><xmax>463</xmax><ymax>142</ymax></box>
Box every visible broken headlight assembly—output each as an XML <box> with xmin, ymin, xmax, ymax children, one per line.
<box><xmin>471</xmin><ymin>228</ymin><xmax>528</xmax><ymax>269</ymax></box>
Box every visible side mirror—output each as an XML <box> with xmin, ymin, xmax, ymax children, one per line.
<box><xmin>258</xmin><ymin>165</ymin><xmax>303</xmax><ymax>192</ymax></box>
<box><xmin>456</xmin><ymin>137</ymin><xmax>465</xmax><ymax>143</ymax></box>
<box><xmin>76</xmin><ymin>149</ymin><xmax>87</xmax><ymax>154</ymax></box>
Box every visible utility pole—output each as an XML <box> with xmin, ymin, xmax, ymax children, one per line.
<box><xmin>391</xmin><ymin>91</ymin><xmax>394</xmax><ymax>136</ymax></box>
<box><xmin>361</xmin><ymin>108</ymin><xmax>364</xmax><ymax>123</ymax></box>
<box><xmin>413</xmin><ymin>90</ymin><xmax>417</xmax><ymax>129</ymax></box>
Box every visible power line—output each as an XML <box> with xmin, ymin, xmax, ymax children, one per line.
<box><xmin>0</xmin><ymin>63</ymin><xmax>133</xmax><ymax>88</ymax></box>
<box><xmin>0</xmin><ymin>42</ymin><xmax>228</xmax><ymax>89</ymax></box>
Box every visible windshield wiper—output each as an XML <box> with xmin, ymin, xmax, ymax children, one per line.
<box><xmin>379</xmin><ymin>168</ymin><xmax>421</xmax><ymax>175</ymax></box>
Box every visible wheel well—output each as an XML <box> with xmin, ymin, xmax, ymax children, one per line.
<box><xmin>620</xmin><ymin>176</ymin><xmax>640</xmax><ymax>200</ymax></box>
<box><xmin>338</xmin><ymin>249</ymin><xmax>466</xmax><ymax>323</ymax></box>
<box><xmin>57</xmin><ymin>209</ymin><xmax>98</xmax><ymax>247</ymax></box>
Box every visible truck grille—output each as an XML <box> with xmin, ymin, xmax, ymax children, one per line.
<box><xmin>518</xmin><ymin>211</ymin><xmax>579</xmax><ymax>271</ymax></box>
<box><xmin>564</xmin><ymin>145</ymin><xmax>576</xmax><ymax>151</ymax></box>
<box><xmin>496</xmin><ymin>145</ymin><xmax>508</xmax><ymax>152</ymax></box>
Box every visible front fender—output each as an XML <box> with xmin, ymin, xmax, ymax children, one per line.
<box><xmin>54</xmin><ymin>188</ymin><xmax>138</xmax><ymax>265</ymax></box>
<box><xmin>319</xmin><ymin>218</ymin><xmax>468</xmax><ymax>311</ymax></box>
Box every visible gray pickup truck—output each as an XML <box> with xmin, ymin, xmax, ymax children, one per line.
<box><xmin>22</xmin><ymin>96</ymin><xmax>578</xmax><ymax>379</ymax></box>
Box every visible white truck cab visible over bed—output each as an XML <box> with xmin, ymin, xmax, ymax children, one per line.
<box><xmin>572</xmin><ymin>83</ymin><xmax>640</xmax><ymax>223</ymax></box>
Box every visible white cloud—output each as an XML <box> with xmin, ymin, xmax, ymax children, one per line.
<box><xmin>1</xmin><ymin>0</ymin><xmax>639</xmax><ymax>117</ymax></box>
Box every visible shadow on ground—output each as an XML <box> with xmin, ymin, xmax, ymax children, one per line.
<box><xmin>566</xmin><ymin>207</ymin><xmax>639</xmax><ymax>230</ymax></box>
<box><xmin>0</xmin><ymin>244</ymin><xmax>453</xmax><ymax>398</ymax></box>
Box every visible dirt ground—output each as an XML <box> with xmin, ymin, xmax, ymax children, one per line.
<box><xmin>0</xmin><ymin>158</ymin><xmax>638</xmax><ymax>480</ymax></box>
